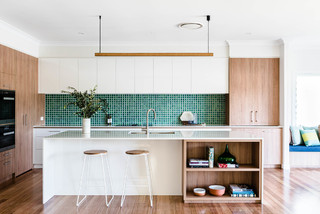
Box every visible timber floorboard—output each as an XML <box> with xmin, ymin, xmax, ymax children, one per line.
<box><xmin>1</xmin><ymin>169</ymin><xmax>320</xmax><ymax>214</ymax></box>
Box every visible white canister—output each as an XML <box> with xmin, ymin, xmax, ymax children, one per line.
<box><xmin>208</xmin><ymin>147</ymin><xmax>214</xmax><ymax>168</ymax></box>
<box><xmin>82</xmin><ymin>118</ymin><xmax>91</xmax><ymax>134</ymax></box>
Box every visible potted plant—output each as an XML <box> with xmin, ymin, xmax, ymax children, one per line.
<box><xmin>62</xmin><ymin>86</ymin><xmax>107</xmax><ymax>134</ymax></box>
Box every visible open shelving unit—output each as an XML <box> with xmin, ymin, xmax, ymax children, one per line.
<box><xmin>182</xmin><ymin>139</ymin><xmax>263</xmax><ymax>203</ymax></box>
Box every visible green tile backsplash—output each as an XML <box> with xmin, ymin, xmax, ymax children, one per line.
<box><xmin>45</xmin><ymin>94</ymin><xmax>227</xmax><ymax>126</ymax></box>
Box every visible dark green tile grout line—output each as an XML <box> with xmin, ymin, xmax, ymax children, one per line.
<box><xmin>45</xmin><ymin>94</ymin><xmax>227</xmax><ymax>126</ymax></box>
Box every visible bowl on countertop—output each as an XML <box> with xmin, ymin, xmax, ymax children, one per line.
<box><xmin>193</xmin><ymin>188</ymin><xmax>206</xmax><ymax>196</ymax></box>
<box><xmin>208</xmin><ymin>185</ymin><xmax>225</xmax><ymax>196</ymax></box>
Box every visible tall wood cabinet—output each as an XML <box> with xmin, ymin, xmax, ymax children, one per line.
<box><xmin>229</xmin><ymin>58</ymin><xmax>279</xmax><ymax>125</ymax></box>
<box><xmin>0</xmin><ymin>44</ymin><xmax>44</xmax><ymax>178</ymax></box>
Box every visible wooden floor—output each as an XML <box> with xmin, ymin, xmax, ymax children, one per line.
<box><xmin>1</xmin><ymin>168</ymin><xmax>320</xmax><ymax>214</ymax></box>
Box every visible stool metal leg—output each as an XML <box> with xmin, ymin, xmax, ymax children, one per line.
<box><xmin>121</xmin><ymin>155</ymin><xmax>130</xmax><ymax>207</ymax></box>
<box><xmin>77</xmin><ymin>155</ymin><xmax>88</xmax><ymax>207</ymax></box>
<box><xmin>105</xmin><ymin>154</ymin><xmax>114</xmax><ymax>206</ymax></box>
<box><xmin>100</xmin><ymin>154</ymin><xmax>114</xmax><ymax>207</ymax></box>
<box><xmin>145</xmin><ymin>154</ymin><xmax>153</xmax><ymax>207</ymax></box>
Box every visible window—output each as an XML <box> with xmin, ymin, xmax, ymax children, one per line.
<box><xmin>296</xmin><ymin>75</ymin><xmax>320</xmax><ymax>126</ymax></box>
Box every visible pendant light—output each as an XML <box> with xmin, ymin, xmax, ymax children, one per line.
<box><xmin>95</xmin><ymin>15</ymin><xmax>213</xmax><ymax>57</ymax></box>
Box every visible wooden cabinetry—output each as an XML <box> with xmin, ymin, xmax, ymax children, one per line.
<box><xmin>231</xmin><ymin>127</ymin><xmax>282</xmax><ymax>167</ymax></box>
<box><xmin>229</xmin><ymin>58</ymin><xmax>279</xmax><ymax>125</ymax></box>
<box><xmin>0</xmin><ymin>45</ymin><xmax>16</xmax><ymax>90</ymax></box>
<box><xmin>0</xmin><ymin>149</ymin><xmax>14</xmax><ymax>184</ymax></box>
<box><xmin>15</xmin><ymin>52</ymin><xmax>41</xmax><ymax>176</ymax></box>
<box><xmin>183</xmin><ymin>139</ymin><xmax>263</xmax><ymax>203</ymax></box>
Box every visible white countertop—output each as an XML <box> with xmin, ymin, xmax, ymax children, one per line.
<box><xmin>45</xmin><ymin>130</ymin><xmax>263</xmax><ymax>140</ymax></box>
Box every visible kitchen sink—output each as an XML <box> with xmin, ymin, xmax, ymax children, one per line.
<box><xmin>128</xmin><ymin>131</ymin><xmax>175</xmax><ymax>135</ymax></box>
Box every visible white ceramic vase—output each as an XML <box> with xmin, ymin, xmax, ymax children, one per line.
<box><xmin>82</xmin><ymin>118</ymin><xmax>91</xmax><ymax>134</ymax></box>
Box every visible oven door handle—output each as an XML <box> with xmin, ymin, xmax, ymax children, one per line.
<box><xmin>3</xmin><ymin>131</ymin><xmax>15</xmax><ymax>136</ymax></box>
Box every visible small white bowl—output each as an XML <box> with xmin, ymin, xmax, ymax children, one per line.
<box><xmin>193</xmin><ymin>188</ymin><xmax>206</xmax><ymax>196</ymax></box>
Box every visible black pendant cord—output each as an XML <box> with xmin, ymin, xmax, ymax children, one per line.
<box><xmin>99</xmin><ymin>15</ymin><xmax>101</xmax><ymax>53</ymax></box>
<box><xmin>207</xmin><ymin>15</ymin><xmax>210</xmax><ymax>53</ymax></box>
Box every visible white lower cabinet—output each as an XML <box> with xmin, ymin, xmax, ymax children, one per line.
<box><xmin>33</xmin><ymin>128</ymin><xmax>80</xmax><ymax>168</ymax></box>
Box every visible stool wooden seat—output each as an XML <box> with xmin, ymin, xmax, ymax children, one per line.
<box><xmin>125</xmin><ymin>150</ymin><xmax>149</xmax><ymax>155</ymax></box>
<box><xmin>84</xmin><ymin>150</ymin><xmax>108</xmax><ymax>155</ymax></box>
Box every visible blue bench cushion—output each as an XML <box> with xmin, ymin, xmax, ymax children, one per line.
<box><xmin>290</xmin><ymin>145</ymin><xmax>320</xmax><ymax>152</ymax></box>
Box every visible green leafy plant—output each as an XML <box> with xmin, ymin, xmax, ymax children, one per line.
<box><xmin>62</xmin><ymin>86</ymin><xmax>108</xmax><ymax>119</ymax></box>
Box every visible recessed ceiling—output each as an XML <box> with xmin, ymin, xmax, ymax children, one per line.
<box><xmin>1</xmin><ymin>0</ymin><xmax>320</xmax><ymax>45</ymax></box>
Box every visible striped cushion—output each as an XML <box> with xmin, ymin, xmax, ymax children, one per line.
<box><xmin>300</xmin><ymin>129</ymin><xmax>320</xmax><ymax>147</ymax></box>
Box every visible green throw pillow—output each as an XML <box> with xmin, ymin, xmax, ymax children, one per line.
<box><xmin>300</xmin><ymin>129</ymin><xmax>320</xmax><ymax>147</ymax></box>
<box><xmin>302</xmin><ymin>126</ymin><xmax>320</xmax><ymax>138</ymax></box>
<box><xmin>290</xmin><ymin>126</ymin><xmax>303</xmax><ymax>146</ymax></box>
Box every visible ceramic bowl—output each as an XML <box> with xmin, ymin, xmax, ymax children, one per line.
<box><xmin>208</xmin><ymin>185</ymin><xmax>225</xmax><ymax>196</ymax></box>
<box><xmin>193</xmin><ymin>188</ymin><xmax>206</xmax><ymax>196</ymax></box>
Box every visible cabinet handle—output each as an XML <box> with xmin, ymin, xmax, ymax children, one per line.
<box><xmin>23</xmin><ymin>115</ymin><xmax>25</xmax><ymax>126</ymax></box>
<box><xmin>25</xmin><ymin>114</ymin><xmax>27</xmax><ymax>126</ymax></box>
<box><xmin>49</xmin><ymin>131</ymin><xmax>61</xmax><ymax>133</ymax></box>
<box><xmin>4</xmin><ymin>153</ymin><xmax>10</xmax><ymax>157</ymax></box>
<box><xmin>250</xmin><ymin>111</ymin><xmax>254</xmax><ymax>122</ymax></box>
<box><xmin>255</xmin><ymin>111</ymin><xmax>258</xmax><ymax>122</ymax></box>
<box><xmin>3</xmin><ymin>161</ymin><xmax>11</xmax><ymax>165</ymax></box>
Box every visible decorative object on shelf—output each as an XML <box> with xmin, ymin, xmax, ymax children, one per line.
<box><xmin>188</xmin><ymin>159</ymin><xmax>209</xmax><ymax>168</ymax></box>
<box><xmin>217</xmin><ymin>144</ymin><xmax>236</xmax><ymax>164</ymax></box>
<box><xmin>229</xmin><ymin>184</ymin><xmax>256</xmax><ymax>197</ymax></box>
<box><xmin>180</xmin><ymin>111</ymin><xmax>194</xmax><ymax>125</ymax></box>
<box><xmin>193</xmin><ymin>188</ymin><xmax>206</xmax><ymax>196</ymax></box>
<box><xmin>207</xmin><ymin>147</ymin><xmax>214</xmax><ymax>168</ymax></box>
<box><xmin>208</xmin><ymin>185</ymin><xmax>225</xmax><ymax>196</ymax></box>
<box><xmin>62</xmin><ymin>86</ymin><xmax>107</xmax><ymax>134</ymax></box>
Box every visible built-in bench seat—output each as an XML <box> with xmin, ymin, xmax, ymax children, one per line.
<box><xmin>289</xmin><ymin>145</ymin><xmax>320</xmax><ymax>152</ymax></box>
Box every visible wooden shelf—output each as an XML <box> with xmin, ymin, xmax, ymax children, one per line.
<box><xmin>186</xmin><ymin>164</ymin><xmax>260</xmax><ymax>172</ymax></box>
<box><xmin>95</xmin><ymin>53</ymin><xmax>214</xmax><ymax>57</ymax></box>
<box><xmin>184</xmin><ymin>191</ymin><xmax>260</xmax><ymax>203</ymax></box>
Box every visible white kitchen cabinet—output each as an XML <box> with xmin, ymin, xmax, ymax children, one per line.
<box><xmin>172</xmin><ymin>58</ymin><xmax>192</xmax><ymax>93</ymax></box>
<box><xmin>78</xmin><ymin>58</ymin><xmax>97</xmax><ymax>91</ymax></box>
<box><xmin>39</xmin><ymin>58</ymin><xmax>60</xmax><ymax>93</ymax></box>
<box><xmin>154</xmin><ymin>58</ymin><xmax>172</xmax><ymax>93</ymax></box>
<box><xmin>134</xmin><ymin>58</ymin><xmax>154</xmax><ymax>93</ymax></box>
<box><xmin>97</xmin><ymin>58</ymin><xmax>116</xmax><ymax>93</ymax></box>
<box><xmin>38</xmin><ymin>57</ymin><xmax>228</xmax><ymax>94</ymax></box>
<box><xmin>192</xmin><ymin>58</ymin><xmax>228</xmax><ymax>93</ymax></box>
<box><xmin>59</xmin><ymin>58</ymin><xmax>78</xmax><ymax>91</ymax></box>
<box><xmin>116</xmin><ymin>58</ymin><xmax>134</xmax><ymax>93</ymax></box>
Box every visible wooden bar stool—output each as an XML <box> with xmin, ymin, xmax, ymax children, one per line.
<box><xmin>121</xmin><ymin>150</ymin><xmax>153</xmax><ymax>207</ymax></box>
<box><xmin>76</xmin><ymin>150</ymin><xmax>114</xmax><ymax>207</ymax></box>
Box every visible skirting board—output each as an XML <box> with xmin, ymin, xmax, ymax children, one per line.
<box><xmin>290</xmin><ymin>152</ymin><xmax>320</xmax><ymax>168</ymax></box>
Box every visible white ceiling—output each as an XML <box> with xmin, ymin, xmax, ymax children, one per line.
<box><xmin>1</xmin><ymin>0</ymin><xmax>320</xmax><ymax>45</ymax></box>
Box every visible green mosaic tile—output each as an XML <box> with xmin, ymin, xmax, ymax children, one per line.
<box><xmin>45</xmin><ymin>94</ymin><xmax>227</xmax><ymax>126</ymax></box>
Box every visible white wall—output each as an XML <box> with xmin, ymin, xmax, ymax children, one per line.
<box><xmin>0</xmin><ymin>20</ymin><xmax>39</xmax><ymax>57</ymax></box>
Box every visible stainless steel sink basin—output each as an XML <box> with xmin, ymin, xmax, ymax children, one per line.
<box><xmin>128</xmin><ymin>131</ymin><xmax>175</xmax><ymax>135</ymax></box>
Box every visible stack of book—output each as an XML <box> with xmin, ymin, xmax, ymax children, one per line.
<box><xmin>217</xmin><ymin>163</ymin><xmax>239</xmax><ymax>168</ymax></box>
<box><xmin>229</xmin><ymin>184</ymin><xmax>256</xmax><ymax>197</ymax></box>
<box><xmin>188</xmin><ymin>159</ymin><xmax>209</xmax><ymax>168</ymax></box>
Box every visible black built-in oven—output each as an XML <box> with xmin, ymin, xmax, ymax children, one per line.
<box><xmin>0</xmin><ymin>90</ymin><xmax>15</xmax><ymax>152</ymax></box>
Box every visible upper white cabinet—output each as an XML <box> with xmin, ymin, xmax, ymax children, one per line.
<box><xmin>172</xmin><ymin>58</ymin><xmax>192</xmax><ymax>93</ymax></box>
<box><xmin>39</xmin><ymin>58</ymin><xmax>60</xmax><ymax>93</ymax></box>
<box><xmin>192</xmin><ymin>58</ymin><xmax>228</xmax><ymax>93</ymax></box>
<box><xmin>78</xmin><ymin>58</ymin><xmax>97</xmax><ymax>91</ymax></box>
<box><xmin>59</xmin><ymin>59</ymin><xmax>78</xmax><ymax>91</ymax></box>
<box><xmin>154</xmin><ymin>58</ymin><xmax>173</xmax><ymax>93</ymax></box>
<box><xmin>97</xmin><ymin>58</ymin><xmax>116</xmax><ymax>93</ymax></box>
<box><xmin>134</xmin><ymin>58</ymin><xmax>154</xmax><ymax>93</ymax></box>
<box><xmin>116</xmin><ymin>58</ymin><xmax>134</xmax><ymax>93</ymax></box>
<box><xmin>39</xmin><ymin>57</ymin><xmax>228</xmax><ymax>94</ymax></box>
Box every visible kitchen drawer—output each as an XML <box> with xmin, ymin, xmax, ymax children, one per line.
<box><xmin>0</xmin><ymin>156</ymin><xmax>14</xmax><ymax>181</ymax></box>
<box><xmin>35</xmin><ymin>137</ymin><xmax>44</xmax><ymax>149</ymax></box>
<box><xmin>0</xmin><ymin>149</ymin><xmax>14</xmax><ymax>161</ymax></box>
<box><xmin>34</xmin><ymin>129</ymin><xmax>64</xmax><ymax>137</ymax></box>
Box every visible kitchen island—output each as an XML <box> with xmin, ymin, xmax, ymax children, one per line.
<box><xmin>43</xmin><ymin>130</ymin><xmax>263</xmax><ymax>204</ymax></box>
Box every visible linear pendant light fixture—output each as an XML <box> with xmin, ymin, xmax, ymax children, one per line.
<box><xmin>95</xmin><ymin>15</ymin><xmax>213</xmax><ymax>57</ymax></box>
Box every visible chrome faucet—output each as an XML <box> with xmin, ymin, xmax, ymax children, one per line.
<box><xmin>145</xmin><ymin>108</ymin><xmax>156</xmax><ymax>133</ymax></box>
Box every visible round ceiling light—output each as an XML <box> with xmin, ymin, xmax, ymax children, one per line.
<box><xmin>179</xmin><ymin>22</ymin><xmax>203</xmax><ymax>30</ymax></box>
